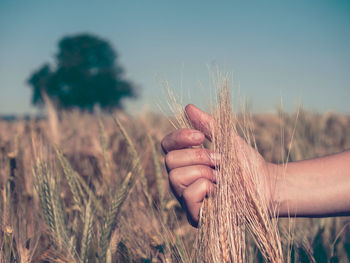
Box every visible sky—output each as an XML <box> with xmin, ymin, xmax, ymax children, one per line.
<box><xmin>0</xmin><ymin>0</ymin><xmax>349</xmax><ymax>115</ymax></box>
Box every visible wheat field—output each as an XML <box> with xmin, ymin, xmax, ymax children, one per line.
<box><xmin>0</xmin><ymin>105</ymin><xmax>350</xmax><ymax>262</ymax></box>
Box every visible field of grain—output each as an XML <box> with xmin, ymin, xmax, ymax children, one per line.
<box><xmin>0</xmin><ymin>108</ymin><xmax>350</xmax><ymax>262</ymax></box>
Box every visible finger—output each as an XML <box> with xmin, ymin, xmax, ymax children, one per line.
<box><xmin>165</xmin><ymin>148</ymin><xmax>220</xmax><ymax>171</ymax></box>
<box><xmin>185</xmin><ymin>104</ymin><xmax>215</xmax><ymax>140</ymax></box>
<box><xmin>182</xmin><ymin>178</ymin><xmax>215</xmax><ymax>227</ymax></box>
<box><xmin>169</xmin><ymin>165</ymin><xmax>216</xmax><ymax>199</ymax></box>
<box><xmin>161</xmin><ymin>128</ymin><xmax>205</xmax><ymax>154</ymax></box>
<box><xmin>186</xmin><ymin>104</ymin><xmax>245</xmax><ymax>147</ymax></box>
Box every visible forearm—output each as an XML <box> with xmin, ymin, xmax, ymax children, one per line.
<box><xmin>268</xmin><ymin>150</ymin><xmax>350</xmax><ymax>217</ymax></box>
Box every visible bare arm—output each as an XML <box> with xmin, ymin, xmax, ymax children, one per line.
<box><xmin>162</xmin><ymin>104</ymin><xmax>350</xmax><ymax>226</ymax></box>
<box><xmin>270</xmin><ymin>150</ymin><xmax>350</xmax><ymax>217</ymax></box>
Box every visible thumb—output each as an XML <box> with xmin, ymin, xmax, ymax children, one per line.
<box><xmin>185</xmin><ymin>104</ymin><xmax>215</xmax><ymax>140</ymax></box>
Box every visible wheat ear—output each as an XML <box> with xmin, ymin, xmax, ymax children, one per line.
<box><xmin>99</xmin><ymin>172</ymin><xmax>133</xmax><ymax>262</ymax></box>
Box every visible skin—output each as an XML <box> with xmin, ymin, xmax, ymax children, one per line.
<box><xmin>161</xmin><ymin>104</ymin><xmax>350</xmax><ymax>227</ymax></box>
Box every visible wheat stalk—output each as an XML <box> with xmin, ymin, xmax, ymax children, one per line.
<box><xmin>55</xmin><ymin>147</ymin><xmax>84</xmax><ymax>211</ymax></box>
<box><xmin>33</xmin><ymin>160</ymin><xmax>77</xmax><ymax>261</ymax></box>
<box><xmin>113</xmin><ymin>117</ymin><xmax>153</xmax><ymax>207</ymax></box>
<box><xmin>167</xmin><ymin>74</ymin><xmax>284</xmax><ymax>262</ymax></box>
<box><xmin>147</xmin><ymin>133</ymin><xmax>166</xmax><ymax>216</ymax></box>
<box><xmin>74</xmin><ymin>172</ymin><xmax>103</xmax><ymax>214</ymax></box>
<box><xmin>196</xmin><ymin>75</ymin><xmax>283</xmax><ymax>262</ymax></box>
<box><xmin>98</xmin><ymin>118</ymin><xmax>111</xmax><ymax>180</ymax></box>
<box><xmin>81</xmin><ymin>201</ymin><xmax>93</xmax><ymax>263</ymax></box>
<box><xmin>56</xmin><ymin>147</ymin><xmax>104</xmax><ymax>215</ymax></box>
<box><xmin>99</xmin><ymin>172</ymin><xmax>133</xmax><ymax>262</ymax></box>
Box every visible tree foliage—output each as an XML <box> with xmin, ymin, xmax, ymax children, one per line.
<box><xmin>28</xmin><ymin>33</ymin><xmax>137</xmax><ymax>111</ymax></box>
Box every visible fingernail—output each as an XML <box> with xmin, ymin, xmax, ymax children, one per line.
<box><xmin>191</xmin><ymin>132</ymin><xmax>203</xmax><ymax>141</ymax></box>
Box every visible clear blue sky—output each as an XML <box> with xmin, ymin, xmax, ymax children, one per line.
<box><xmin>0</xmin><ymin>0</ymin><xmax>349</xmax><ymax>115</ymax></box>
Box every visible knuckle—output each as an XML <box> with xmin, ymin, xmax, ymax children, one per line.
<box><xmin>181</xmin><ymin>128</ymin><xmax>193</xmax><ymax>138</ymax></box>
<box><xmin>199</xmin><ymin>165</ymin><xmax>214</xmax><ymax>182</ymax></box>
<box><xmin>194</xmin><ymin>149</ymin><xmax>208</xmax><ymax>162</ymax></box>
<box><xmin>168</xmin><ymin>169</ymin><xmax>179</xmax><ymax>185</ymax></box>
<box><xmin>179</xmin><ymin>127</ymin><xmax>189</xmax><ymax>133</ymax></box>
<box><xmin>182</xmin><ymin>187</ymin><xmax>191</xmax><ymax>201</ymax></box>
<box><xmin>165</xmin><ymin>152</ymin><xmax>174</xmax><ymax>168</ymax></box>
<box><xmin>161</xmin><ymin>133</ymin><xmax>173</xmax><ymax>153</ymax></box>
<box><xmin>160</xmin><ymin>137</ymin><xmax>167</xmax><ymax>153</ymax></box>
<box><xmin>198</xmin><ymin>178</ymin><xmax>211</xmax><ymax>193</ymax></box>
<box><xmin>176</xmin><ymin>129</ymin><xmax>191</xmax><ymax>143</ymax></box>
<box><xmin>197</xmin><ymin>165</ymin><xmax>208</xmax><ymax>177</ymax></box>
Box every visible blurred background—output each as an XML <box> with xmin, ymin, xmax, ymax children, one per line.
<box><xmin>0</xmin><ymin>0</ymin><xmax>349</xmax><ymax>116</ymax></box>
<box><xmin>1</xmin><ymin>2</ymin><xmax>350</xmax><ymax>262</ymax></box>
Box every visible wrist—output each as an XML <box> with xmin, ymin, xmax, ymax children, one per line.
<box><xmin>265</xmin><ymin>162</ymin><xmax>285</xmax><ymax>215</ymax></box>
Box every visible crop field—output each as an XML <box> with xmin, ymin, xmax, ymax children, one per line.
<box><xmin>0</xmin><ymin>107</ymin><xmax>350</xmax><ymax>262</ymax></box>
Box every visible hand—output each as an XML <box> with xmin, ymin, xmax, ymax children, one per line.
<box><xmin>161</xmin><ymin>104</ymin><xmax>273</xmax><ymax>227</ymax></box>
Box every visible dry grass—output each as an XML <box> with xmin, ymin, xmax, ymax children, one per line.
<box><xmin>199</xmin><ymin>77</ymin><xmax>283</xmax><ymax>262</ymax></box>
<box><xmin>0</xmin><ymin>91</ymin><xmax>349</xmax><ymax>261</ymax></box>
<box><xmin>168</xmin><ymin>76</ymin><xmax>283</xmax><ymax>262</ymax></box>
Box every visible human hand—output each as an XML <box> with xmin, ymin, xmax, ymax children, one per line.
<box><xmin>161</xmin><ymin>104</ymin><xmax>273</xmax><ymax>227</ymax></box>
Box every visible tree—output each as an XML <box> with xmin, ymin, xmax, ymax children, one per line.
<box><xmin>28</xmin><ymin>33</ymin><xmax>137</xmax><ymax>111</ymax></box>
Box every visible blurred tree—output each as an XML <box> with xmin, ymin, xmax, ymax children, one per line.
<box><xmin>28</xmin><ymin>33</ymin><xmax>137</xmax><ymax>111</ymax></box>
